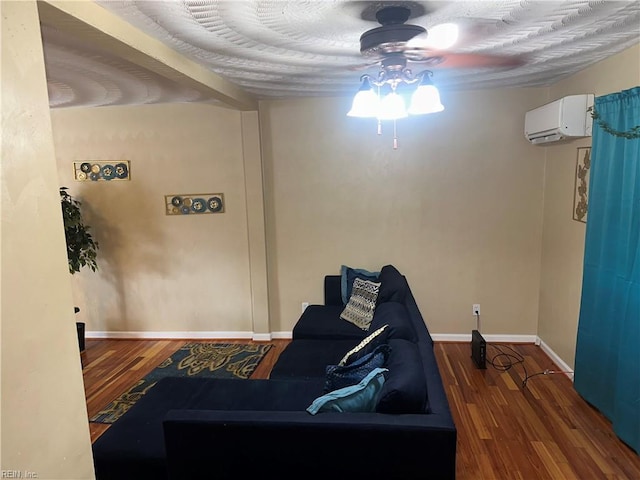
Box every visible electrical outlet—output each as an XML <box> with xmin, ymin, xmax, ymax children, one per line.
<box><xmin>302</xmin><ymin>302</ymin><xmax>309</xmax><ymax>313</ymax></box>
<box><xmin>473</xmin><ymin>304</ymin><xmax>481</xmax><ymax>315</ymax></box>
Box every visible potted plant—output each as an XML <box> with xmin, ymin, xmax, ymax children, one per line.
<box><xmin>60</xmin><ymin>187</ymin><xmax>99</xmax><ymax>352</ymax></box>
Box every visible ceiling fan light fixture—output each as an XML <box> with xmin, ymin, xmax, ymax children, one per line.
<box><xmin>378</xmin><ymin>91</ymin><xmax>408</xmax><ymax>120</ymax></box>
<box><xmin>408</xmin><ymin>73</ymin><xmax>444</xmax><ymax>115</ymax></box>
<box><xmin>347</xmin><ymin>6</ymin><xmax>451</xmax><ymax>147</ymax></box>
<box><xmin>347</xmin><ymin>77</ymin><xmax>380</xmax><ymax>117</ymax></box>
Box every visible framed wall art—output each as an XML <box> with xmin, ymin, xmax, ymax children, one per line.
<box><xmin>165</xmin><ymin>193</ymin><xmax>225</xmax><ymax>215</ymax></box>
<box><xmin>74</xmin><ymin>161</ymin><xmax>130</xmax><ymax>182</ymax></box>
<box><xmin>573</xmin><ymin>147</ymin><xmax>591</xmax><ymax>223</ymax></box>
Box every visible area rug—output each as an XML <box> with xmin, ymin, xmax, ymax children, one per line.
<box><xmin>90</xmin><ymin>342</ymin><xmax>273</xmax><ymax>424</ymax></box>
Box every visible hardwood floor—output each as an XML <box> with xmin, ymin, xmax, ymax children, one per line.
<box><xmin>435</xmin><ymin>342</ymin><xmax>640</xmax><ymax>480</ymax></box>
<box><xmin>82</xmin><ymin>339</ymin><xmax>639</xmax><ymax>479</ymax></box>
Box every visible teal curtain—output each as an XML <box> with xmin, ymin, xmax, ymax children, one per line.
<box><xmin>574</xmin><ymin>86</ymin><xmax>640</xmax><ymax>453</ymax></box>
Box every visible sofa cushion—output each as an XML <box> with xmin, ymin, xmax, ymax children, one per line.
<box><xmin>338</xmin><ymin>324</ymin><xmax>388</xmax><ymax>366</ymax></box>
<box><xmin>340</xmin><ymin>277</ymin><xmax>381</xmax><ymax>330</ymax></box>
<box><xmin>269</xmin><ymin>339</ymin><xmax>359</xmax><ymax>380</ymax></box>
<box><xmin>377</xmin><ymin>339</ymin><xmax>428</xmax><ymax>414</ymax></box>
<box><xmin>325</xmin><ymin>344</ymin><xmax>390</xmax><ymax>392</ymax></box>
<box><xmin>307</xmin><ymin>368</ymin><xmax>387</xmax><ymax>415</ymax></box>
<box><xmin>340</xmin><ymin>265</ymin><xmax>379</xmax><ymax>305</ymax></box>
<box><xmin>369</xmin><ymin>302</ymin><xmax>417</xmax><ymax>342</ymax></box>
<box><xmin>376</xmin><ymin>265</ymin><xmax>407</xmax><ymax>305</ymax></box>
<box><xmin>292</xmin><ymin>305</ymin><xmax>366</xmax><ymax>341</ymax></box>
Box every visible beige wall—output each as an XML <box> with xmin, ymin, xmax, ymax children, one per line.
<box><xmin>45</xmin><ymin>34</ymin><xmax>639</xmax><ymax>369</ymax></box>
<box><xmin>261</xmin><ymin>88</ymin><xmax>548</xmax><ymax>334</ymax></box>
<box><xmin>537</xmin><ymin>44</ymin><xmax>640</xmax><ymax>368</ymax></box>
<box><xmin>51</xmin><ymin>103</ymin><xmax>255</xmax><ymax>334</ymax></box>
<box><xmin>1</xmin><ymin>1</ymin><xmax>95</xmax><ymax>478</ymax></box>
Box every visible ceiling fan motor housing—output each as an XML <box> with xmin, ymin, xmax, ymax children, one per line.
<box><xmin>360</xmin><ymin>6</ymin><xmax>426</xmax><ymax>57</ymax></box>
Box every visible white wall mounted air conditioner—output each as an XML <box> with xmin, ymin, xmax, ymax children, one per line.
<box><xmin>524</xmin><ymin>94</ymin><xmax>594</xmax><ymax>145</ymax></box>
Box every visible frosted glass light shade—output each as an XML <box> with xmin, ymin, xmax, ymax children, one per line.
<box><xmin>408</xmin><ymin>84</ymin><xmax>444</xmax><ymax>115</ymax></box>
<box><xmin>347</xmin><ymin>78</ymin><xmax>380</xmax><ymax>117</ymax></box>
<box><xmin>378</xmin><ymin>92</ymin><xmax>408</xmax><ymax>120</ymax></box>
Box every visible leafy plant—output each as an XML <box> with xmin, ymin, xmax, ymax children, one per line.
<box><xmin>60</xmin><ymin>187</ymin><xmax>99</xmax><ymax>274</ymax></box>
<box><xmin>588</xmin><ymin>106</ymin><xmax>640</xmax><ymax>139</ymax></box>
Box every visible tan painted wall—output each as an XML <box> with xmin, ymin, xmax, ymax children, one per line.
<box><xmin>51</xmin><ymin>103</ymin><xmax>255</xmax><ymax>334</ymax></box>
<box><xmin>538</xmin><ymin>44</ymin><xmax>640</xmax><ymax>368</ymax></box>
<box><xmin>261</xmin><ymin>88</ymin><xmax>548</xmax><ymax>334</ymax></box>
<box><xmin>1</xmin><ymin>1</ymin><xmax>95</xmax><ymax>477</ymax></box>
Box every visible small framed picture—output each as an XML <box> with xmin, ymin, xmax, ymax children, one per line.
<box><xmin>573</xmin><ymin>147</ymin><xmax>591</xmax><ymax>223</ymax></box>
<box><xmin>74</xmin><ymin>160</ymin><xmax>130</xmax><ymax>182</ymax></box>
<box><xmin>165</xmin><ymin>193</ymin><xmax>225</xmax><ymax>215</ymax></box>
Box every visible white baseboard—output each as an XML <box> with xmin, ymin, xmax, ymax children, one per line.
<box><xmin>86</xmin><ymin>330</ymin><xmax>573</xmax><ymax>381</ymax></box>
<box><xmin>86</xmin><ymin>331</ymin><xmax>255</xmax><ymax>340</ymax></box>
<box><xmin>271</xmin><ymin>331</ymin><xmax>293</xmax><ymax>339</ymax></box>
<box><xmin>538</xmin><ymin>338</ymin><xmax>575</xmax><ymax>381</ymax></box>
<box><xmin>86</xmin><ymin>330</ymin><xmax>287</xmax><ymax>341</ymax></box>
<box><xmin>252</xmin><ymin>333</ymin><xmax>272</xmax><ymax>341</ymax></box>
<box><xmin>431</xmin><ymin>333</ymin><xmax>538</xmax><ymax>343</ymax></box>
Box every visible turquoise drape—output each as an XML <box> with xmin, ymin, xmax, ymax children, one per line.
<box><xmin>574</xmin><ymin>86</ymin><xmax>640</xmax><ymax>453</ymax></box>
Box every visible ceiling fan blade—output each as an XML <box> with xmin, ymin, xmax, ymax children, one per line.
<box><xmin>407</xmin><ymin>24</ymin><xmax>459</xmax><ymax>50</ymax></box>
<box><xmin>415</xmin><ymin>52</ymin><xmax>524</xmax><ymax>69</ymax></box>
<box><xmin>348</xmin><ymin>60</ymin><xmax>380</xmax><ymax>71</ymax></box>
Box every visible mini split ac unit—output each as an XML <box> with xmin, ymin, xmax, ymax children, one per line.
<box><xmin>524</xmin><ymin>94</ymin><xmax>594</xmax><ymax>145</ymax></box>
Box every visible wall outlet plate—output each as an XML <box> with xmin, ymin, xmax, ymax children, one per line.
<box><xmin>473</xmin><ymin>304</ymin><xmax>481</xmax><ymax>315</ymax></box>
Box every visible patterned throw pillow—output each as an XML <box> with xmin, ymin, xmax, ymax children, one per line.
<box><xmin>338</xmin><ymin>324</ymin><xmax>388</xmax><ymax>366</ymax></box>
<box><xmin>324</xmin><ymin>344</ymin><xmax>390</xmax><ymax>393</ymax></box>
<box><xmin>340</xmin><ymin>277</ymin><xmax>381</xmax><ymax>330</ymax></box>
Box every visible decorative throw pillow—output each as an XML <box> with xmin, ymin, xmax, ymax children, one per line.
<box><xmin>340</xmin><ymin>265</ymin><xmax>380</xmax><ymax>305</ymax></box>
<box><xmin>338</xmin><ymin>324</ymin><xmax>388</xmax><ymax>366</ymax></box>
<box><xmin>324</xmin><ymin>344</ymin><xmax>390</xmax><ymax>393</ymax></box>
<box><xmin>339</xmin><ymin>277</ymin><xmax>381</xmax><ymax>331</ymax></box>
<box><xmin>306</xmin><ymin>368</ymin><xmax>387</xmax><ymax>415</ymax></box>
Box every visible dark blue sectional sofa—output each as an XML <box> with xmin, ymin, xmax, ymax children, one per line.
<box><xmin>92</xmin><ymin>265</ymin><xmax>457</xmax><ymax>479</ymax></box>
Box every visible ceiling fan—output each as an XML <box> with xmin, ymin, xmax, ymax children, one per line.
<box><xmin>346</xmin><ymin>5</ymin><xmax>522</xmax><ymax>149</ymax></box>
<box><xmin>351</xmin><ymin>5</ymin><xmax>522</xmax><ymax>73</ymax></box>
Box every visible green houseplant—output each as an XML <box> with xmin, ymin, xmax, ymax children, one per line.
<box><xmin>60</xmin><ymin>187</ymin><xmax>99</xmax><ymax>352</ymax></box>
<box><xmin>60</xmin><ymin>187</ymin><xmax>99</xmax><ymax>274</ymax></box>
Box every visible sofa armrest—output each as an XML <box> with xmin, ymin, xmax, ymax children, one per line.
<box><xmin>324</xmin><ymin>275</ymin><xmax>342</xmax><ymax>306</ymax></box>
<box><xmin>163</xmin><ymin>409</ymin><xmax>456</xmax><ymax>479</ymax></box>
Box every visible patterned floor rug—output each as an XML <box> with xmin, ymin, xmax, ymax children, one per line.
<box><xmin>90</xmin><ymin>342</ymin><xmax>273</xmax><ymax>424</ymax></box>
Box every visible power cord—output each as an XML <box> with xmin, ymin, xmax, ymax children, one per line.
<box><xmin>521</xmin><ymin>368</ymin><xmax>574</xmax><ymax>387</ymax></box>
<box><xmin>487</xmin><ymin>343</ymin><xmax>528</xmax><ymax>385</ymax></box>
<box><xmin>486</xmin><ymin>344</ymin><xmax>570</xmax><ymax>388</ymax></box>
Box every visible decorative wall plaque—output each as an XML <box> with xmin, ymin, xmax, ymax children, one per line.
<box><xmin>573</xmin><ymin>147</ymin><xmax>591</xmax><ymax>223</ymax></box>
<box><xmin>165</xmin><ymin>193</ymin><xmax>225</xmax><ymax>215</ymax></box>
<box><xmin>74</xmin><ymin>161</ymin><xmax>130</xmax><ymax>181</ymax></box>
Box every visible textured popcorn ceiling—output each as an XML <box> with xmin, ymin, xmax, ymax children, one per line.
<box><xmin>41</xmin><ymin>0</ymin><xmax>640</xmax><ymax>109</ymax></box>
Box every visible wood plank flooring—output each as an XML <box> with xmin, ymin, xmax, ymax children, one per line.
<box><xmin>435</xmin><ymin>342</ymin><xmax>640</xmax><ymax>480</ymax></box>
<box><xmin>82</xmin><ymin>339</ymin><xmax>639</xmax><ymax>479</ymax></box>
